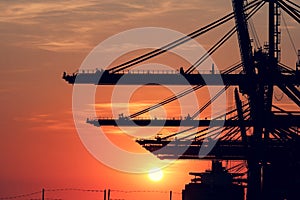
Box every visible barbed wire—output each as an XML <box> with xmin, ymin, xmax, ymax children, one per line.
<box><xmin>30</xmin><ymin>198</ymin><xmax>62</xmax><ymax>200</ymax></box>
<box><xmin>111</xmin><ymin>190</ymin><xmax>168</xmax><ymax>193</ymax></box>
<box><xmin>46</xmin><ymin>188</ymin><xmax>104</xmax><ymax>193</ymax></box>
<box><xmin>110</xmin><ymin>199</ymin><xmax>125</xmax><ymax>200</ymax></box>
<box><xmin>0</xmin><ymin>188</ymin><xmax>181</xmax><ymax>199</ymax></box>
<box><xmin>0</xmin><ymin>191</ymin><xmax>41</xmax><ymax>200</ymax></box>
<box><xmin>110</xmin><ymin>190</ymin><xmax>181</xmax><ymax>194</ymax></box>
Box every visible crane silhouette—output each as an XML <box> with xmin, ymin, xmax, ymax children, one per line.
<box><xmin>63</xmin><ymin>0</ymin><xmax>300</xmax><ymax>199</ymax></box>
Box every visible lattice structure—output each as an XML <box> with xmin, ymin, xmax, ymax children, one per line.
<box><xmin>63</xmin><ymin>1</ymin><xmax>300</xmax><ymax>199</ymax></box>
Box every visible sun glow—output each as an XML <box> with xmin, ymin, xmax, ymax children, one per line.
<box><xmin>148</xmin><ymin>168</ymin><xmax>164</xmax><ymax>182</ymax></box>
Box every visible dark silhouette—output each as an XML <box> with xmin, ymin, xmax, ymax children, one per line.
<box><xmin>62</xmin><ymin>0</ymin><xmax>300</xmax><ymax>199</ymax></box>
<box><xmin>182</xmin><ymin>161</ymin><xmax>244</xmax><ymax>200</ymax></box>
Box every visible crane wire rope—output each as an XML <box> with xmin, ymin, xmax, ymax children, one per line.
<box><xmin>129</xmin><ymin>62</ymin><xmax>242</xmax><ymax>119</ymax></box>
<box><xmin>185</xmin><ymin>0</ymin><xmax>265</xmax><ymax>74</ymax></box>
<box><xmin>129</xmin><ymin>1</ymin><xmax>265</xmax><ymax>119</ymax></box>
<box><xmin>246</xmin><ymin>0</ymin><xmax>262</xmax><ymax>49</ymax></box>
<box><xmin>277</xmin><ymin>0</ymin><xmax>300</xmax><ymax>23</ymax></box>
<box><xmin>165</xmin><ymin>103</ymin><xmax>249</xmax><ymax>141</ymax></box>
<box><xmin>282</xmin><ymin>12</ymin><xmax>298</xmax><ymax>57</ymax></box>
<box><xmin>286</xmin><ymin>0</ymin><xmax>300</xmax><ymax>10</ymax></box>
<box><xmin>107</xmin><ymin>0</ymin><xmax>262</xmax><ymax>73</ymax></box>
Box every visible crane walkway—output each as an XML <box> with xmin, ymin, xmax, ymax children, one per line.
<box><xmin>87</xmin><ymin>114</ymin><xmax>300</xmax><ymax>127</ymax></box>
<box><xmin>63</xmin><ymin>70</ymin><xmax>300</xmax><ymax>85</ymax></box>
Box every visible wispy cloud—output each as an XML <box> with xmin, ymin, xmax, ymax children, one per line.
<box><xmin>0</xmin><ymin>68</ymin><xmax>35</xmax><ymax>74</ymax></box>
<box><xmin>94</xmin><ymin>102</ymin><xmax>152</xmax><ymax>109</ymax></box>
<box><xmin>0</xmin><ymin>1</ymin><xmax>98</xmax><ymax>24</ymax></box>
<box><xmin>32</xmin><ymin>40</ymin><xmax>92</xmax><ymax>52</ymax></box>
<box><xmin>14</xmin><ymin>112</ymin><xmax>75</xmax><ymax>131</ymax></box>
<box><xmin>0</xmin><ymin>1</ymin><xmax>101</xmax><ymax>52</ymax></box>
<box><xmin>0</xmin><ymin>0</ymin><xmax>230</xmax><ymax>53</ymax></box>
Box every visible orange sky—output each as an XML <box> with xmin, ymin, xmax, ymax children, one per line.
<box><xmin>0</xmin><ymin>0</ymin><xmax>299</xmax><ymax>200</ymax></box>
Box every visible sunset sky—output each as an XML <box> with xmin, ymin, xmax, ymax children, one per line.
<box><xmin>0</xmin><ymin>0</ymin><xmax>299</xmax><ymax>199</ymax></box>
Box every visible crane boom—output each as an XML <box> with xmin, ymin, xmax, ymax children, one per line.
<box><xmin>232</xmin><ymin>0</ymin><xmax>255</xmax><ymax>78</ymax></box>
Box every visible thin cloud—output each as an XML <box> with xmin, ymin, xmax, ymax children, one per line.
<box><xmin>0</xmin><ymin>1</ymin><xmax>98</xmax><ymax>24</ymax></box>
<box><xmin>33</xmin><ymin>40</ymin><xmax>92</xmax><ymax>52</ymax></box>
<box><xmin>0</xmin><ymin>68</ymin><xmax>35</xmax><ymax>74</ymax></box>
<box><xmin>0</xmin><ymin>0</ymin><xmax>232</xmax><ymax>53</ymax></box>
<box><xmin>14</xmin><ymin>112</ymin><xmax>75</xmax><ymax>131</ymax></box>
<box><xmin>94</xmin><ymin>103</ymin><xmax>152</xmax><ymax>109</ymax></box>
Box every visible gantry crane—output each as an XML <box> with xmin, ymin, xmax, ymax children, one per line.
<box><xmin>63</xmin><ymin>0</ymin><xmax>300</xmax><ymax>199</ymax></box>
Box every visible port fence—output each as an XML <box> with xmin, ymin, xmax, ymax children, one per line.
<box><xmin>0</xmin><ymin>188</ymin><xmax>181</xmax><ymax>200</ymax></box>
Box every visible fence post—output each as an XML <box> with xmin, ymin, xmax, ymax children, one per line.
<box><xmin>170</xmin><ymin>191</ymin><xmax>172</xmax><ymax>200</ymax></box>
<box><xmin>104</xmin><ymin>189</ymin><xmax>106</xmax><ymax>200</ymax></box>
<box><xmin>108</xmin><ymin>189</ymin><xmax>110</xmax><ymax>200</ymax></box>
<box><xmin>42</xmin><ymin>188</ymin><xmax>45</xmax><ymax>200</ymax></box>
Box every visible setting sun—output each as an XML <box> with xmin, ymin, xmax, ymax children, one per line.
<box><xmin>148</xmin><ymin>168</ymin><xmax>164</xmax><ymax>182</ymax></box>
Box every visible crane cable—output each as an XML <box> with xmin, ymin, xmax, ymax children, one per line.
<box><xmin>249</xmin><ymin>18</ymin><xmax>261</xmax><ymax>48</ymax></box>
<box><xmin>185</xmin><ymin>27</ymin><xmax>237</xmax><ymax>74</ymax></box>
<box><xmin>222</xmin><ymin>61</ymin><xmax>243</xmax><ymax>74</ymax></box>
<box><xmin>185</xmin><ymin>0</ymin><xmax>265</xmax><ymax>74</ymax></box>
<box><xmin>283</xmin><ymin>0</ymin><xmax>300</xmax><ymax>15</ymax></box>
<box><xmin>109</xmin><ymin>11</ymin><xmax>235</xmax><ymax>73</ymax></box>
<box><xmin>282</xmin><ymin>12</ymin><xmax>298</xmax><ymax>57</ymax></box>
<box><xmin>278</xmin><ymin>62</ymin><xmax>295</xmax><ymax>73</ymax></box>
<box><xmin>165</xmin><ymin>103</ymin><xmax>249</xmax><ymax>141</ymax></box>
<box><xmin>129</xmin><ymin>85</ymin><xmax>203</xmax><ymax>119</ymax></box>
<box><xmin>108</xmin><ymin>0</ymin><xmax>262</xmax><ymax>73</ymax></box>
<box><xmin>246</xmin><ymin>0</ymin><xmax>262</xmax><ymax>49</ymax></box>
<box><xmin>277</xmin><ymin>0</ymin><xmax>300</xmax><ymax>23</ymax></box>
<box><xmin>145</xmin><ymin>0</ymin><xmax>296</xmax><ymax>143</ymax></box>
<box><xmin>194</xmin><ymin>106</ymin><xmax>250</xmax><ymax>141</ymax></box>
<box><xmin>286</xmin><ymin>0</ymin><xmax>300</xmax><ymax>10</ymax></box>
<box><xmin>191</xmin><ymin>85</ymin><xmax>230</xmax><ymax>119</ymax></box>
<box><xmin>128</xmin><ymin>1</ymin><xmax>263</xmax><ymax>119</ymax></box>
<box><xmin>129</xmin><ymin>62</ymin><xmax>242</xmax><ymax>119</ymax></box>
<box><xmin>182</xmin><ymin>103</ymin><xmax>250</xmax><ymax>140</ymax></box>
